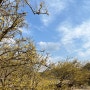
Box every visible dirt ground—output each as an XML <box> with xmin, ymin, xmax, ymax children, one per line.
<box><xmin>73</xmin><ymin>86</ymin><xmax>90</xmax><ymax>90</ymax></box>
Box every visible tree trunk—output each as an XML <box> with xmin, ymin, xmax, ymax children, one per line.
<box><xmin>0</xmin><ymin>0</ymin><xmax>3</xmax><ymax>4</ymax></box>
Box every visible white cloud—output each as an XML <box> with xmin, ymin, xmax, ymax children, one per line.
<box><xmin>2</xmin><ymin>38</ymin><xmax>15</xmax><ymax>45</ymax></box>
<box><xmin>83</xmin><ymin>42</ymin><xmax>90</xmax><ymax>49</ymax></box>
<box><xmin>78</xmin><ymin>49</ymin><xmax>90</xmax><ymax>58</ymax></box>
<box><xmin>59</xmin><ymin>21</ymin><xmax>90</xmax><ymax>43</ymax></box>
<box><xmin>58</xmin><ymin>19</ymin><xmax>90</xmax><ymax>58</ymax></box>
<box><xmin>10</xmin><ymin>0</ymin><xmax>14</xmax><ymax>2</ymax></box>
<box><xmin>41</xmin><ymin>0</ymin><xmax>90</xmax><ymax>26</ymax></box>
<box><xmin>41</xmin><ymin>0</ymin><xmax>73</xmax><ymax>26</ymax></box>
<box><xmin>48</xmin><ymin>56</ymin><xmax>63</xmax><ymax>63</ymax></box>
<box><xmin>19</xmin><ymin>27</ymin><xmax>32</xmax><ymax>36</ymax></box>
<box><xmin>38</xmin><ymin>41</ymin><xmax>61</xmax><ymax>51</ymax></box>
<box><xmin>0</xmin><ymin>38</ymin><xmax>16</xmax><ymax>49</ymax></box>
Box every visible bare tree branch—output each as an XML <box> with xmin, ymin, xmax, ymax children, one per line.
<box><xmin>24</xmin><ymin>0</ymin><xmax>49</xmax><ymax>15</ymax></box>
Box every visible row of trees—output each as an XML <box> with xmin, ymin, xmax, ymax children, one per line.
<box><xmin>0</xmin><ymin>0</ymin><xmax>90</xmax><ymax>90</ymax></box>
<box><xmin>40</xmin><ymin>60</ymin><xmax>90</xmax><ymax>90</ymax></box>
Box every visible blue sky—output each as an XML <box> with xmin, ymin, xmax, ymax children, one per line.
<box><xmin>23</xmin><ymin>0</ymin><xmax>90</xmax><ymax>62</ymax></box>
